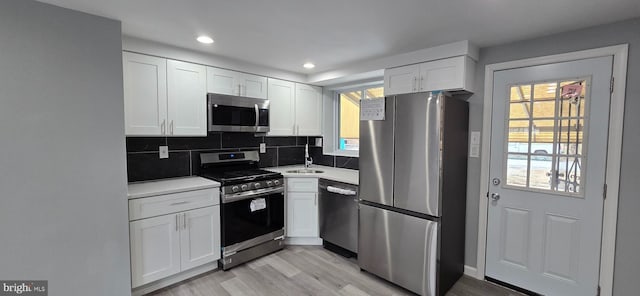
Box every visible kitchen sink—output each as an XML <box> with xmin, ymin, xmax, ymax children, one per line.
<box><xmin>285</xmin><ymin>169</ymin><xmax>324</xmax><ymax>174</ymax></box>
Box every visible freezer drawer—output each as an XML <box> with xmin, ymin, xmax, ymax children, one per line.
<box><xmin>358</xmin><ymin>203</ymin><xmax>438</xmax><ymax>296</ymax></box>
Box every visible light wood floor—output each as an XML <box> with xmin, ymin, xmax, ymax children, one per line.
<box><xmin>150</xmin><ymin>246</ymin><xmax>525</xmax><ymax>296</ymax></box>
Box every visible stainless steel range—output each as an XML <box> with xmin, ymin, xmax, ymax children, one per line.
<box><xmin>199</xmin><ymin>151</ymin><xmax>285</xmax><ymax>270</ymax></box>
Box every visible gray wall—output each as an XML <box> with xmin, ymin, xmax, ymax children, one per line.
<box><xmin>464</xmin><ymin>18</ymin><xmax>640</xmax><ymax>296</ymax></box>
<box><xmin>0</xmin><ymin>1</ymin><xmax>131</xmax><ymax>295</ymax></box>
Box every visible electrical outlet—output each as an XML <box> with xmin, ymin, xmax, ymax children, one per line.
<box><xmin>315</xmin><ymin>138</ymin><xmax>323</xmax><ymax>147</ymax></box>
<box><xmin>259</xmin><ymin>143</ymin><xmax>266</xmax><ymax>153</ymax></box>
<box><xmin>159</xmin><ymin>146</ymin><xmax>169</xmax><ymax>159</ymax></box>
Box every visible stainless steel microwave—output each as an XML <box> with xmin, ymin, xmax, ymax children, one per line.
<box><xmin>207</xmin><ymin>93</ymin><xmax>269</xmax><ymax>133</ymax></box>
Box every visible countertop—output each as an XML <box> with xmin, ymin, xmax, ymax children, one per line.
<box><xmin>128</xmin><ymin>176</ymin><xmax>221</xmax><ymax>199</ymax></box>
<box><xmin>266</xmin><ymin>165</ymin><xmax>359</xmax><ymax>185</ymax></box>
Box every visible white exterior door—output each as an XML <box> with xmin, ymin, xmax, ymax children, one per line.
<box><xmin>294</xmin><ymin>83</ymin><xmax>323</xmax><ymax>136</ymax></box>
<box><xmin>130</xmin><ymin>214</ymin><xmax>181</xmax><ymax>288</ymax></box>
<box><xmin>241</xmin><ymin>73</ymin><xmax>267</xmax><ymax>99</ymax></box>
<box><xmin>122</xmin><ymin>52</ymin><xmax>167</xmax><ymax>136</ymax></box>
<box><xmin>167</xmin><ymin>60</ymin><xmax>207</xmax><ymax>136</ymax></box>
<box><xmin>267</xmin><ymin>78</ymin><xmax>296</xmax><ymax>136</ymax></box>
<box><xmin>206</xmin><ymin>67</ymin><xmax>240</xmax><ymax>96</ymax></box>
<box><xmin>287</xmin><ymin>192</ymin><xmax>318</xmax><ymax>237</ymax></box>
<box><xmin>179</xmin><ymin>206</ymin><xmax>221</xmax><ymax>270</ymax></box>
<box><xmin>486</xmin><ymin>56</ymin><xmax>613</xmax><ymax>296</ymax></box>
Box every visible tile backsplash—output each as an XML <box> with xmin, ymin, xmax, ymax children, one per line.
<box><xmin>126</xmin><ymin>133</ymin><xmax>358</xmax><ymax>182</ymax></box>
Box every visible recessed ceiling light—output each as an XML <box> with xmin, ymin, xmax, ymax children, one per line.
<box><xmin>303</xmin><ymin>62</ymin><xmax>315</xmax><ymax>69</ymax></box>
<box><xmin>197</xmin><ymin>36</ymin><xmax>214</xmax><ymax>44</ymax></box>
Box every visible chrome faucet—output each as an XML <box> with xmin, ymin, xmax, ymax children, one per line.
<box><xmin>304</xmin><ymin>144</ymin><xmax>313</xmax><ymax>168</ymax></box>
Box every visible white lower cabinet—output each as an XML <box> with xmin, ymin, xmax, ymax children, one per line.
<box><xmin>130</xmin><ymin>214</ymin><xmax>182</xmax><ymax>287</ymax></box>
<box><xmin>287</xmin><ymin>192</ymin><xmax>318</xmax><ymax>237</ymax></box>
<box><xmin>129</xmin><ymin>188</ymin><xmax>220</xmax><ymax>289</ymax></box>
<box><xmin>180</xmin><ymin>207</ymin><xmax>220</xmax><ymax>271</ymax></box>
<box><xmin>285</xmin><ymin>178</ymin><xmax>319</xmax><ymax>242</ymax></box>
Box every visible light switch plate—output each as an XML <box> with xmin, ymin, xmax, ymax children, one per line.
<box><xmin>259</xmin><ymin>143</ymin><xmax>266</xmax><ymax>153</ymax></box>
<box><xmin>159</xmin><ymin>146</ymin><xmax>169</xmax><ymax>159</ymax></box>
<box><xmin>470</xmin><ymin>131</ymin><xmax>481</xmax><ymax>145</ymax></box>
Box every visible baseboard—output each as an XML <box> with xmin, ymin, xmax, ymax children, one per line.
<box><xmin>285</xmin><ymin>237</ymin><xmax>323</xmax><ymax>245</ymax></box>
<box><xmin>464</xmin><ymin>265</ymin><xmax>478</xmax><ymax>278</ymax></box>
<box><xmin>132</xmin><ymin>262</ymin><xmax>218</xmax><ymax>296</ymax></box>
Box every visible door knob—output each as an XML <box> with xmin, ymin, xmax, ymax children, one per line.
<box><xmin>490</xmin><ymin>193</ymin><xmax>500</xmax><ymax>201</ymax></box>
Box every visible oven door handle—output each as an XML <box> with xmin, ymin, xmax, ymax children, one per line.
<box><xmin>222</xmin><ymin>186</ymin><xmax>284</xmax><ymax>203</ymax></box>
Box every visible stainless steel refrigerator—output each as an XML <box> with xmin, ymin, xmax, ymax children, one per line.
<box><xmin>358</xmin><ymin>92</ymin><xmax>468</xmax><ymax>296</ymax></box>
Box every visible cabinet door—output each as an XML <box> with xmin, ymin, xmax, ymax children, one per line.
<box><xmin>206</xmin><ymin>67</ymin><xmax>240</xmax><ymax>96</ymax></box>
<box><xmin>418</xmin><ymin>56</ymin><xmax>471</xmax><ymax>92</ymax></box>
<box><xmin>384</xmin><ymin>64</ymin><xmax>419</xmax><ymax>96</ymax></box>
<box><xmin>123</xmin><ymin>52</ymin><xmax>167</xmax><ymax>136</ymax></box>
<box><xmin>167</xmin><ymin>60</ymin><xmax>207</xmax><ymax>136</ymax></box>
<box><xmin>130</xmin><ymin>214</ymin><xmax>181</xmax><ymax>288</ymax></box>
<box><xmin>241</xmin><ymin>73</ymin><xmax>267</xmax><ymax>99</ymax></box>
<box><xmin>287</xmin><ymin>192</ymin><xmax>318</xmax><ymax>237</ymax></box>
<box><xmin>294</xmin><ymin>83</ymin><xmax>323</xmax><ymax>136</ymax></box>
<box><xmin>180</xmin><ymin>206</ymin><xmax>221</xmax><ymax>270</ymax></box>
<box><xmin>267</xmin><ymin>78</ymin><xmax>296</xmax><ymax>136</ymax></box>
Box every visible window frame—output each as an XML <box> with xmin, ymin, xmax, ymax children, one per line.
<box><xmin>324</xmin><ymin>82</ymin><xmax>384</xmax><ymax>157</ymax></box>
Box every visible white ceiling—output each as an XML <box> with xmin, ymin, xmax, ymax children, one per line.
<box><xmin>38</xmin><ymin>0</ymin><xmax>640</xmax><ymax>75</ymax></box>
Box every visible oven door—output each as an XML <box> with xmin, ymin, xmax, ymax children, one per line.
<box><xmin>207</xmin><ymin>93</ymin><xmax>269</xmax><ymax>132</ymax></box>
<box><xmin>221</xmin><ymin>191</ymin><xmax>284</xmax><ymax>250</ymax></box>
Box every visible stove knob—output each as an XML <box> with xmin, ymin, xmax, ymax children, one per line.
<box><xmin>231</xmin><ymin>186</ymin><xmax>240</xmax><ymax>193</ymax></box>
<box><xmin>241</xmin><ymin>184</ymin><xmax>248</xmax><ymax>191</ymax></box>
<box><xmin>266</xmin><ymin>181</ymin><xmax>273</xmax><ymax>186</ymax></box>
<box><xmin>273</xmin><ymin>180</ymin><xmax>280</xmax><ymax>185</ymax></box>
<box><xmin>254</xmin><ymin>182</ymin><xmax>261</xmax><ymax>189</ymax></box>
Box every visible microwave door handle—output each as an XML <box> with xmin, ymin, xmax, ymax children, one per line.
<box><xmin>254</xmin><ymin>104</ymin><xmax>259</xmax><ymax>128</ymax></box>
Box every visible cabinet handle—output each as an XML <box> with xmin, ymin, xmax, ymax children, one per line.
<box><xmin>170</xmin><ymin>120</ymin><xmax>174</xmax><ymax>135</ymax></box>
<box><xmin>413</xmin><ymin>77</ymin><xmax>417</xmax><ymax>91</ymax></box>
<box><xmin>175</xmin><ymin>214</ymin><xmax>179</xmax><ymax>232</ymax></box>
<box><xmin>183</xmin><ymin>213</ymin><xmax>187</xmax><ymax>229</ymax></box>
<box><xmin>161</xmin><ymin>119</ymin><xmax>166</xmax><ymax>135</ymax></box>
<box><xmin>238</xmin><ymin>84</ymin><xmax>242</xmax><ymax>96</ymax></box>
<box><xmin>169</xmin><ymin>201</ymin><xmax>189</xmax><ymax>206</ymax></box>
<box><xmin>421</xmin><ymin>76</ymin><xmax>424</xmax><ymax>90</ymax></box>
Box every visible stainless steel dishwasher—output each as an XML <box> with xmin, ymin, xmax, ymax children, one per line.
<box><xmin>319</xmin><ymin>179</ymin><xmax>359</xmax><ymax>255</ymax></box>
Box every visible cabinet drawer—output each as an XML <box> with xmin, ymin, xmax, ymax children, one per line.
<box><xmin>286</xmin><ymin>178</ymin><xmax>318</xmax><ymax>192</ymax></box>
<box><xmin>129</xmin><ymin>189</ymin><xmax>219</xmax><ymax>221</ymax></box>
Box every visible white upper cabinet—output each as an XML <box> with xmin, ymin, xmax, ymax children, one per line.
<box><xmin>418</xmin><ymin>56</ymin><xmax>474</xmax><ymax>92</ymax></box>
<box><xmin>206</xmin><ymin>67</ymin><xmax>267</xmax><ymax>99</ymax></box>
<box><xmin>267</xmin><ymin>79</ymin><xmax>322</xmax><ymax>136</ymax></box>
<box><xmin>267</xmin><ymin>78</ymin><xmax>296</xmax><ymax>136</ymax></box>
<box><xmin>384</xmin><ymin>64</ymin><xmax>419</xmax><ymax>96</ymax></box>
<box><xmin>123</xmin><ymin>52</ymin><xmax>207</xmax><ymax>137</ymax></box>
<box><xmin>206</xmin><ymin>67</ymin><xmax>238</xmax><ymax>96</ymax></box>
<box><xmin>167</xmin><ymin>60</ymin><xmax>207</xmax><ymax>136</ymax></box>
<box><xmin>294</xmin><ymin>83</ymin><xmax>323</xmax><ymax>136</ymax></box>
<box><xmin>123</xmin><ymin>52</ymin><xmax>168</xmax><ymax>136</ymax></box>
<box><xmin>240</xmin><ymin>73</ymin><xmax>267</xmax><ymax>99</ymax></box>
<box><xmin>384</xmin><ymin>56</ymin><xmax>476</xmax><ymax>96</ymax></box>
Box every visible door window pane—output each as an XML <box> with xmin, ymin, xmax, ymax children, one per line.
<box><xmin>529</xmin><ymin>155</ymin><xmax>552</xmax><ymax>190</ymax></box>
<box><xmin>503</xmin><ymin>78</ymin><xmax>589</xmax><ymax>196</ymax></box>
<box><xmin>506</xmin><ymin>154</ymin><xmax>529</xmax><ymax>187</ymax></box>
